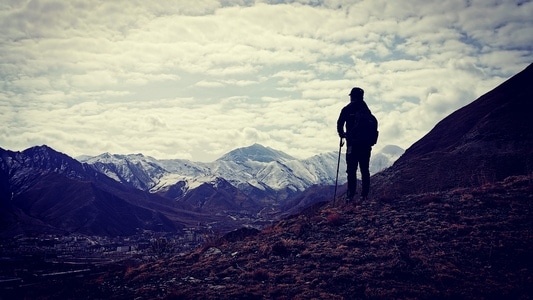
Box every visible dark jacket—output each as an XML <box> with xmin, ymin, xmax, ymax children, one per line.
<box><xmin>337</xmin><ymin>100</ymin><xmax>373</xmax><ymax>146</ymax></box>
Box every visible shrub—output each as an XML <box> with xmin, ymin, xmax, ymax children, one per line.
<box><xmin>250</xmin><ymin>269</ymin><xmax>270</xmax><ymax>281</ymax></box>
<box><xmin>326</xmin><ymin>212</ymin><xmax>343</xmax><ymax>225</ymax></box>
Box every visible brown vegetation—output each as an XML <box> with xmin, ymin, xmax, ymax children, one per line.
<box><xmin>86</xmin><ymin>174</ymin><xmax>532</xmax><ymax>299</ymax></box>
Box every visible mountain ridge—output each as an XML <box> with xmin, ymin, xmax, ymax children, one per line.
<box><xmin>0</xmin><ymin>146</ymin><xmax>215</xmax><ymax>237</ymax></box>
<box><xmin>372</xmin><ymin>63</ymin><xmax>533</xmax><ymax>196</ymax></box>
<box><xmin>0</xmin><ymin>143</ymin><xmax>401</xmax><ymax>237</ymax></box>
<box><xmin>80</xmin><ymin>143</ymin><xmax>402</xmax><ymax>195</ymax></box>
<box><xmin>216</xmin><ymin>143</ymin><xmax>296</xmax><ymax>163</ymax></box>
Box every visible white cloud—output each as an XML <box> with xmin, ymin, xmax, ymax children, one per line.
<box><xmin>1</xmin><ymin>0</ymin><xmax>532</xmax><ymax>161</ymax></box>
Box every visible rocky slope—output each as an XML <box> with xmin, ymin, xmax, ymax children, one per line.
<box><xmin>372</xmin><ymin>63</ymin><xmax>533</xmax><ymax>196</ymax></box>
<box><xmin>31</xmin><ymin>174</ymin><xmax>532</xmax><ymax>299</ymax></box>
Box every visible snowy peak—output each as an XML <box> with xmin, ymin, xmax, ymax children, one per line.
<box><xmin>380</xmin><ymin>145</ymin><xmax>405</xmax><ymax>156</ymax></box>
<box><xmin>83</xmin><ymin>152</ymin><xmax>154</xmax><ymax>165</ymax></box>
<box><xmin>9</xmin><ymin>145</ymin><xmax>90</xmax><ymax>181</ymax></box>
<box><xmin>217</xmin><ymin>143</ymin><xmax>295</xmax><ymax>163</ymax></box>
<box><xmin>0</xmin><ymin>146</ymin><xmax>185</xmax><ymax>236</ymax></box>
<box><xmin>0</xmin><ymin>143</ymin><xmax>404</xmax><ymax>236</ymax></box>
<box><xmin>78</xmin><ymin>143</ymin><xmax>403</xmax><ymax>199</ymax></box>
<box><xmin>370</xmin><ymin>145</ymin><xmax>405</xmax><ymax>174</ymax></box>
<box><xmin>21</xmin><ymin>145</ymin><xmax>75</xmax><ymax>168</ymax></box>
<box><xmin>80</xmin><ymin>152</ymin><xmax>168</xmax><ymax>191</ymax></box>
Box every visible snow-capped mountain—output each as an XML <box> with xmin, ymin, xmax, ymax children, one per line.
<box><xmin>2</xmin><ymin>143</ymin><xmax>362</xmax><ymax>237</ymax></box>
<box><xmin>81</xmin><ymin>144</ymin><xmax>341</xmax><ymax>199</ymax></box>
<box><xmin>217</xmin><ymin>143</ymin><xmax>295</xmax><ymax>163</ymax></box>
<box><xmin>370</xmin><ymin>145</ymin><xmax>405</xmax><ymax>174</ymax></box>
<box><xmin>80</xmin><ymin>143</ymin><xmax>403</xmax><ymax>202</ymax></box>
<box><xmin>83</xmin><ymin>152</ymin><xmax>169</xmax><ymax>191</ymax></box>
<box><xmin>0</xmin><ymin>146</ymin><xmax>189</xmax><ymax>236</ymax></box>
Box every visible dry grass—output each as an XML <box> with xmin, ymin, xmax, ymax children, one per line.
<box><xmin>65</xmin><ymin>175</ymin><xmax>533</xmax><ymax>299</ymax></box>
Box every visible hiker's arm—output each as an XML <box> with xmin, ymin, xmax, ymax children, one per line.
<box><xmin>337</xmin><ymin>109</ymin><xmax>346</xmax><ymax>138</ymax></box>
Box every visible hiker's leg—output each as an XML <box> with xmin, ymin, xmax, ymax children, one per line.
<box><xmin>359</xmin><ymin>146</ymin><xmax>371</xmax><ymax>197</ymax></box>
<box><xmin>346</xmin><ymin>147</ymin><xmax>357</xmax><ymax>199</ymax></box>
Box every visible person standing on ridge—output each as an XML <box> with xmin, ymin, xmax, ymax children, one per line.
<box><xmin>337</xmin><ymin>87</ymin><xmax>378</xmax><ymax>203</ymax></box>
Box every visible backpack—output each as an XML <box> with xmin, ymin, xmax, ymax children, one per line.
<box><xmin>349</xmin><ymin>110</ymin><xmax>379</xmax><ymax>146</ymax></box>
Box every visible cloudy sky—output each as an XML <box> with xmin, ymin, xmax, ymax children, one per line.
<box><xmin>1</xmin><ymin>0</ymin><xmax>532</xmax><ymax>162</ymax></box>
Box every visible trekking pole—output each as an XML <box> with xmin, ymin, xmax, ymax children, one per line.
<box><xmin>333</xmin><ymin>137</ymin><xmax>344</xmax><ymax>205</ymax></box>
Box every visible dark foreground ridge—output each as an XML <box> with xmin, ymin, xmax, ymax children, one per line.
<box><xmin>373</xmin><ymin>63</ymin><xmax>533</xmax><ymax>196</ymax></box>
<box><xmin>23</xmin><ymin>174</ymin><xmax>531</xmax><ymax>299</ymax></box>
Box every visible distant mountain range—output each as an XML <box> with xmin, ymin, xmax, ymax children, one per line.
<box><xmin>0</xmin><ymin>141</ymin><xmax>402</xmax><ymax>237</ymax></box>
<box><xmin>0</xmin><ymin>145</ymin><xmax>209</xmax><ymax>237</ymax></box>
<box><xmin>79</xmin><ymin>143</ymin><xmax>403</xmax><ymax>195</ymax></box>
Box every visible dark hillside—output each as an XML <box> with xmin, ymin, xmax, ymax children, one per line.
<box><xmin>65</xmin><ymin>175</ymin><xmax>531</xmax><ymax>299</ymax></box>
<box><xmin>0</xmin><ymin>146</ymin><xmax>206</xmax><ymax>237</ymax></box>
<box><xmin>373</xmin><ymin>63</ymin><xmax>533</xmax><ymax>195</ymax></box>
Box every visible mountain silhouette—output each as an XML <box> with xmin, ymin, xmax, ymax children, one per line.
<box><xmin>0</xmin><ymin>146</ymin><xmax>206</xmax><ymax>237</ymax></box>
<box><xmin>0</xmin><ymin>143</ymin><xmax>354</xmax><ymax>237</ymax></box>
<box><xmin>373</xmin><ymin>63</ymin><xmax>533</xmax><ymax>196</ymax></box>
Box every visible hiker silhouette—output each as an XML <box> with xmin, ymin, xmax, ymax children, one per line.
<box><xmin>336</xmin><ymin>87</ymin><xmax>378</xmax><ymax>203</ymax></box>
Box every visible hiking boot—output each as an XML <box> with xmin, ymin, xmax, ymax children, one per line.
<box><xmin>345</xmin><ymin>194</ymin><xmax>354</xmax><ymax>203</ymax></box>
<box><xmin>359</xmin><ymin>196</ymin><xmax>368</xmax><ymax>203</ymax></box>
<box><xmin>346</xmin><ymin>191</ymin><xmax>356</xmax><ymax>203</ymax></box>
